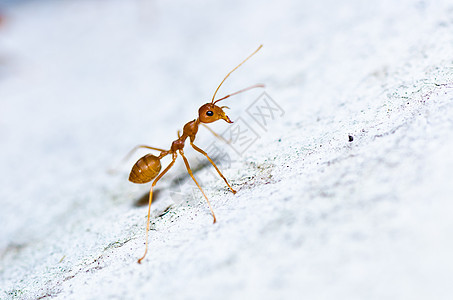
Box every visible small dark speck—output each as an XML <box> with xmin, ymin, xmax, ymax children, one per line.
<box><xmin>348</xmin><ymin>135</ymin><xmax>354</xmax><ymax>142</ymax></box>
<box><xmin>278</xmin><ymin>138</ymin><xmax>281</xmax><ymax>142</ymax></box>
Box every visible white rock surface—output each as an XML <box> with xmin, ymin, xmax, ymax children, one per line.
<box><xmin>1</xmin><ymin>0</ymin><xmax>453</xmax><ymax>299</ymax></box>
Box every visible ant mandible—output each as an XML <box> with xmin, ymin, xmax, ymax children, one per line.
<box><xmin>128</xmin><ymin>45</ymin><xmax>264</xmax><ymax>263</ymax></box>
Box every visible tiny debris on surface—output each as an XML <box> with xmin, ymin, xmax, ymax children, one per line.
<box><xmin>1</xmin><ymin>0</ymin><xmax>453</xmax><ymax>299</ymax></box>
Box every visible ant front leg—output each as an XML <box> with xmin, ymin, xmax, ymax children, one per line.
<box><xmin>201</xmin><ymin>123</ymin><xmax>231</xmax><ymax>144</ymax></box>
<box><xmin>190</xmin><ymin>141</ymin><xmax>237</xmax><ymax>194</ymax></box>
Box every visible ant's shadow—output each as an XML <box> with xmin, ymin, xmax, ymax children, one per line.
<box><xmin>133</xmin><ymin>189</ymin><xmax>162</xmax><ymax>207</ymax></box>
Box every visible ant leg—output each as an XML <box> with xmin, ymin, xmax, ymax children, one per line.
<box><xmin>177</xmin><ymin>130</ymin><xmax>181</xmax><ymax>138</ymax></box>
<box><xmin>179</xmin><ymin>150</ymin><xmax>217</xmax><ymax>224</ymax></box>
<box><xmin>190</xmin><ymin>141</ymin><xmax>237</xmax><ymax>194</ymax></box>
<box><xmin>138</xmin><ymin>153</ymin><xmax>177</xmax><ymax>264</ymax></box>
<box><xmin>109</xmin><ymin>145</ymin><xmax>168</xmax><ymax>174</ymax></box>
<box><xmin>201</xmin><ymin>123</ymin><xmax>231</xmax><ymax>144</ymax></box>
<box><xmin>125</xmin><ymin>145</ymin><xmax>168</xmax><ymax>158</ymax></box>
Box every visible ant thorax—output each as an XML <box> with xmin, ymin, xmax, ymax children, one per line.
<box><xmin>182</xmin><ymin>119</ymin><xmax>200</xmax><ymax>140</ymax></box>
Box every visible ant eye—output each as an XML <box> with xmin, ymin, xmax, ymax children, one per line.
<box><xmin>206</xmin><ymin>111</ymin><xmax>214</xmax><ymax>116</ymax></box>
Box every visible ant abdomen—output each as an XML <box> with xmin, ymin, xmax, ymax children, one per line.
<box><xmin>129</xmin><ymin>154</ymin><xmax>162</xmax><ymax>184</ymax></box>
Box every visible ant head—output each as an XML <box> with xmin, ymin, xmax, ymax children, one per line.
<box><xmin>198</xmin><ymin>103</ymin><xmax>232</xmax><ymax>124</ymax></box>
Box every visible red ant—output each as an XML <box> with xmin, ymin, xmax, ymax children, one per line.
<box><xmin>127</xmin><ymin>45</ymin><xmax>264</xmax><ymax>263</ymax></box>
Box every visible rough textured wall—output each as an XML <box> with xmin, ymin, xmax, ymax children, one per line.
<box><xmin>1</xmin><ymin>0</ymin><xmax>453</xmax><ymax>299</ymax></box>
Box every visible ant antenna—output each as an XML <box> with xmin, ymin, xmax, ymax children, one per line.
<box><xmin>211</xmin><ymin>45</ymin><xmax>263</xmax><ymax>103</ymax></box>
<box><xmin>213</xmin><ymin>84</ymin><xmax>265</xmax><ymax>104</ymax></box>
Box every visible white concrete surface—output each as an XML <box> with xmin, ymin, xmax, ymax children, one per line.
<box><xmin>1</xmin><ymin>0</ymin><xmax>453</xmax><ymax>299</ymax></box>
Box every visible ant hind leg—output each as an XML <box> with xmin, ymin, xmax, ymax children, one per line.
<box><xmin>137</xmin><ymin>154</ymin><xmax>177</xmax><ymax>264</ymax></box>
<box><xmin>109</xmin><ymin>145</ymin><xmax>168</xmax><ymax>174</ymax></box>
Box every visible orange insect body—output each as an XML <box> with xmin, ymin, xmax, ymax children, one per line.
<box><xmin>129</xmin><ymin>154</ymin><xmax>162</xmax><ymax>184</ymax></box>
<box><xmin>128</xmin><ymin>45</ymin><xmax>264</xmax><ymax>263</ymax></box>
